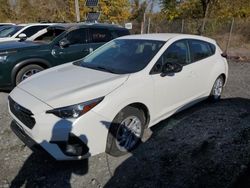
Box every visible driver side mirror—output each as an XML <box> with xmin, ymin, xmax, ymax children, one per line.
<box><xmin>59</xmin><ymin>38</ymin><xmax>70</xmax><ymax>48</ymax></box>
<box><xmin>18</xmin><ymin>33</ymin><xmax>27</xmax><ymax>41</ymax></box>
<box><xmin>161</xmin><ymin>63</ymin><xmax>183</xmax><ymax>76</ymax></box>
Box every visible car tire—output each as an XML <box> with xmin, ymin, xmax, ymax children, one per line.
<box><xmin>15</xmin><ymin>64</ymin><xmax>44</xmax><ymax>86</ymax></box>
<box><xmin>106</xmin><ymin>106</ymin><xmax>146</xmax><ymax>157</ymax></box>
<box><xmin>209</xmin><ymin>75</ymin><xmax>224</xmax><ymax>101</ymax></box>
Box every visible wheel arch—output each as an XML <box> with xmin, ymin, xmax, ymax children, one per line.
<box><xmin>11</xmin><ymin>58</ymin><xmax>51</xmax><ymax>85</ymax></box>
<box><xmin>121</xmin><ymin>102</ymin><xmax>151</xmax><ymax>128</ymax></box>
<box><xmin>220</xmin><ymin>73</ymin><xmax>227</xmax><ymax>86</ymax></box>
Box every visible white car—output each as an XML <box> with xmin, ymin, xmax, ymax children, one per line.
<box><xmin>0</xmin><ymin>23</ymin><xmax>15</xmax><ymax>27</ymax></box>
<box><xmin>0</xmin><ymin>23</ymin><xmax>53</xmax><ymax>42</ymax></box>
<box><xmin>9</xmin><ymin>34</ymin><xmax>228</xmax><ymax>160</ymax></box>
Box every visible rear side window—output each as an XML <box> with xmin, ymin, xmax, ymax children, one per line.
<box><xmin>189</xmin><ymin>40</ymin><xmax>215</xmax><ymax>62</ymax></box>
<box><xmin>89</xmin><ymin>28</ymin><xmax>111</xmax><ymax>43</ymax></box>
<box><xmin>20</xmin><ymin>25</ymin><xmax>49</xmax><ymax>37</ymax></box>
<box><xmin>209</xmin><ymin>43</ymin><xmax>216</xmax><ymax>54</ymax></box>
<box><xmin>65</xmin><ymin>28</ymin><xmax>87</xmax><ymax>45</ymax></box>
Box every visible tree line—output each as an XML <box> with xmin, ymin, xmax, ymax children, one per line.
<box><xmin>0</xmin><ymin>0</ymin><xmax>249</xmax><ymax>24</ymax></box>
<box><xmin>161</xmin><ymin>0</ymin><xmax>250</xmax><ymax>20</ymax></box>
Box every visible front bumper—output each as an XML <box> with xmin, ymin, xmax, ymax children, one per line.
<box><xmin>11</xmin><ymin>120</ymin><xmax>90</xmax><ymax>160</ymax></box>
<box><xmin>10</xmin><ymin>120</ymin><xmax>47</xmax><ymax>153</ymax></box>
<box><xmin>9</xmin><ymin>87</ymin><xmax>111</xmax><ymax>160</ymax></box>
<box><xmin>0</xmin><ymin>63</ymin><xmax>13</xmax><ymax>89</ymax></box>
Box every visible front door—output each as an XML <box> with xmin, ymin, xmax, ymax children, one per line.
<box><xmin>51</xmin><ymin>28</ymin><xmax>91</xmax><ymax>65</ymax></box>
<box><xmin>151</xmin><ymin>40</ymin><xmax>198</xmax><ymax>120</ymax></box>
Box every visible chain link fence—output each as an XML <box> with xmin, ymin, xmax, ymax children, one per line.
<box><xmin>130</xmin><ymin>18</ymin><xmax>250</xmax><ymax>61</ymax></box>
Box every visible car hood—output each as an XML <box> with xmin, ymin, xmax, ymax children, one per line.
<box><xmin>0</xmin><ymin>40</ymin><xmax>43</xmax><ymax>51</ymax></box>
<box><xmin>17</xmin><ymin>63</ymin><xmax>129</xmax><ymax>108</ymax></box>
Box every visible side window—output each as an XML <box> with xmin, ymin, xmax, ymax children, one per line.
<box><xmin>209</xmin><ymin>43</ymin><xmax>216</xmax><ymax>54</ymax></box>
<box><xmin>35</xmin><ymin>29</ymin><xmax>65</xmax><ymax>42</ymax></box>
<box><xmin>151</xmin><ymin>40</ymin><xmax>189</xmax><ymax>74</ymax></box>
<box><xmin>110</xmin><ymin>29</ymin><xmax>130</xmax><ymax>39</ymax></box>
<box><xmin>20</xmin><ymin>25</ymin><xmax>48</xmax><ymax>37</ymax></box>
<box><xmin>65</xmin><ymin>28</ymin><xmax>87</xmax><ymax>45</ymax></box>
<box><xmin>89</xmin><ymin>28</ymin><xmax>111</xmax><ymax>43</ymax></box>
<box><xmin>189</xmin><ymin>40</ymin><xmax>213</xmax><ymax>62</ymax></box>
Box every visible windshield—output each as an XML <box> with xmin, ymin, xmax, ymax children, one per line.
<box><xmin>0</xmin><ymin>26</ymin><xmax>23</xmax><ymax>38</ymax></box>
<box><xmin>78</xmin><ymin>39</ymin><xmax>165</xmax><ymax>74</ymax></box>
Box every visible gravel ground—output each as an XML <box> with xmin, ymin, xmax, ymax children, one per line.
<box><xmin>0</xmin><ymin>61</ymin><xmax>249</xmax><ymax>188</ymax></box>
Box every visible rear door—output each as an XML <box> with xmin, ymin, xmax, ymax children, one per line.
<box><xmin>188</xmin><ymin>39</ymin><xmax>216</xmax><ymax>95</ymax></box>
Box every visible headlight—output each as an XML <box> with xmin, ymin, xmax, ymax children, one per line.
<box><xmin>0</xmin><ymin>55</ymin><xmax>7</xmax><ymax>63</ymax></box>
<box><xmin>46</xmin><ymin>97</ymin><xmax>104</xmax><ymax>119</ymax></box>
<box><xmin>0</xmin><ymin>51</ymin><xmax>17</xmax><ymax>64</ymax></box>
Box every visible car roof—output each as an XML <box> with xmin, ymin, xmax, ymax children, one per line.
<box><xmin>119</xmin><ymin>33</ymin><xmax>216</xmax><ymax>44</ymax></box>
<box><xmin>0</xmin><ymin>23</ymin><xmax>15</xmax><ymax>25</ymax></box>
<box><xmin>18</xmin><ymin>23</ymin><xmax>55</xmax><ymax>27</ymax></box>
<box><xmin>46</xmin><ymin>22</ymin><xmax>126</xmax><ymax>30</ymax></box>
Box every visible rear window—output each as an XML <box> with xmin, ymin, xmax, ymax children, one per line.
<box><xmin>189</xmin><ymin>40</ymin><xmax>214</xmax><ymax>62</ymax></box>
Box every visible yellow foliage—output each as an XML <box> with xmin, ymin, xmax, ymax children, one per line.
<box><xmin>98</xmin><ymin>0</ymin><xmax>131</xmax><ymax>24</ymax></box>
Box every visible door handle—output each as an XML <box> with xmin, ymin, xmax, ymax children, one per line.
<box><xmin>83</xmin><ymin>48</ymin><xmax>93</xmax><ymax>53</ymax></box>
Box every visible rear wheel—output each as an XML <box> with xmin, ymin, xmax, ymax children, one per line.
<box><xmin>210</xmin><ymin>75</ymin><xmax>224</xmax><ymax>101</ymax></box>
<box><xmin>15</xmin><ymin>64</ymin><xmax>44</xmax><ymax>86</ymax></box>
<box><xmin>106</xmin><ymin>106</ymin><xmax>146</xmax><ymax>156</ymax></box>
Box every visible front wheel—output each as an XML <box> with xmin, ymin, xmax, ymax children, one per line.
<box><xmin>15</xmin><ymin>64</ymin><xmax>44</xmax><ymax>86</ymax></box>
<box><xmin>210</xmin><ymin>76</ymin><xmax>224</xmax><ymax>101</ymax></box>
<box><xmin>106</xmin><ymin>106</ymin><xmax>146</xmax><ymax>156</ymax></box>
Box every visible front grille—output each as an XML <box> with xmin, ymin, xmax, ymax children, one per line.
<box><xmin>9</xmin><ymin>97</ymin><xmax>36</xmax><ymax>129</ymax></box>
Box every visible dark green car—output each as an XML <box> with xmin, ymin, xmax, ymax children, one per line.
<box><xmin>0</xmin><ymin>23</ymin><xmax>130</xmax><ymax>89</ymax></box>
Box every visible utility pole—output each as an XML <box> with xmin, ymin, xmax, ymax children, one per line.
<box><xmin>201</xmin><ymin>0</ymin><xmax>210</xmax><ymax>35</ymax></box>
<box><xmin>141</xmin><ymin>12</ymin><xmax>146</xmax><ymax>34</ymax></box>
<box><xmin>75</xmin><ymin>0</ymin><xmax>80</xmax><ymax>22</ymax></box>
<box><xmin>225</xmin><ymin>18</ymin><xmax>234</xmax><ymax>54</ymax></box>
<box><xmin>147</xmin><ymin>17</ymin><xmax>151</xmax><ymax>33</ymax></box>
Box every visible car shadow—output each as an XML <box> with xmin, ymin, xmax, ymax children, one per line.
<box><xmin>8</xmin><ymin>98</ymin><xmax>250</xmax><ymax>188</ymax></box>
<box><xmin>104</xmin><ymin>98</ymin><xmax>250</xmax><ymax>188</ymax></box>
<box><xmin>10</xmin><ymin>119</ymin><xmax>89</xmax><ymax>188</ymax></box>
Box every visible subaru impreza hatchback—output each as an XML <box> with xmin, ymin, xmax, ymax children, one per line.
<box><xmin>9</xmin><ymin>34</ymin><xmax>228</xmax><ymax>160</ymax></box>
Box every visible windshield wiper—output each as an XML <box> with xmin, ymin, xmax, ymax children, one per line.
<box><xmin>96</xmin><ymin>66</ymin><xmax>116</xmax><ymax>74</ymax></box>
<box><xmin>74</xmin><ymin>62</ymin><xmax>117</xmax><ymax>74</ymax></box>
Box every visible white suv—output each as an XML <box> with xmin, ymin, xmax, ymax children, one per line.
<box><xmin>0</xmin><ymin>23</ymin><xmax>53</xmax><ymax>42</ymax></box>
<box><xmin>9</xmin><ymin>34</ymin><xmax>228</xmax><ymax>160</ymax></box>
